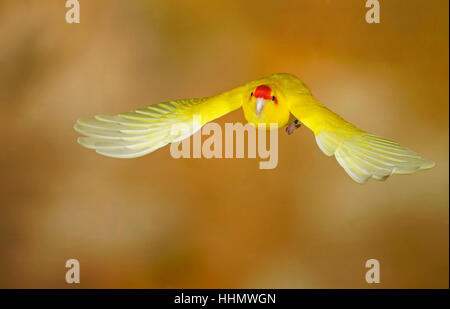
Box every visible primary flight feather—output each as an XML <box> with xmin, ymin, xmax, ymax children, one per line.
<box><xmin>74</xmin><ymin>73</ymin><xmax>434</xmax><ymax>183</ymax></box>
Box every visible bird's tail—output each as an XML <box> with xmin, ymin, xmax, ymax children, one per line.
<box><xmin>315</xmin><ymin>130</ymin><xmax>435</xmax><ymax>183</ymax></box>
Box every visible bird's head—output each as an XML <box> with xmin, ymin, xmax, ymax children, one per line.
<box><xmin>250</xmin><ymin>85</ymin><xmax>278</xmax><ymax>115</ymax></box>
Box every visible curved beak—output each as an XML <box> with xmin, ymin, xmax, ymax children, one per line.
<box><xmin>255</xmin><ymin>98</ymin><xmax>266</xmax><ymax>115</ymax></box>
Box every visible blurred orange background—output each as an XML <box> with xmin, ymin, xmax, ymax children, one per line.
<box><xmin>0</xmin><ymin>0</ymin><xmax>448</xmax><ymax>288</ymax></box>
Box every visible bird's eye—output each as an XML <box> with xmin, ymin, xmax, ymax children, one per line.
<box><xmin>272</xmin><ymin>96</ymin><xmax>276</xmax><ymax>101</ymax></box>
<box><xmin>250</xmin><ymin>92</ymin><xmax>253</xmax><ymax>97</ymax></box>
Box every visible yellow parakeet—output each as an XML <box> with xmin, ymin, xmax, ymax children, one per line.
<box><xmin>74</xmin><ymin>73</ymin><xmax>435</xmax><ymax>183</ymax></box>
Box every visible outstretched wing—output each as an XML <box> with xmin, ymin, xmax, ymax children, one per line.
<box><xmin>288</xmin><ymin>93</ymin><xmax>435</xmax><ymax>183</ymax></box>
<box><xmin>74</xmin><ymin>94</ymin><xmax>242</xmax><ymax>158</ymax></box>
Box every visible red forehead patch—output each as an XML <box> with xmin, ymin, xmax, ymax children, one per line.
<box><xmin>254</xmin><ymin>85</ymin><xmax>272</xmax><ymax>100</ymax></box>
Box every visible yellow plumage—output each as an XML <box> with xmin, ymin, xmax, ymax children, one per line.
<box><xmin>74</xmin><ymin>73</ymin><xmax>434</xmax><ymax>183</ymax></box>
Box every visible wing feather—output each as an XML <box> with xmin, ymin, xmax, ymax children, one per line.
<box><xmin>75</xmin><ymin>95</ymin><xmax>242</xmax><ymax>158</ymax></box>
<box><xmin>289</xmin><ymin>94</ymin><xmax>435</xmax><ymax>183</ymax></box>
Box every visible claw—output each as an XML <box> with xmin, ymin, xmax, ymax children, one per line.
<box><xmin>286</xmin><ymin>120</ymin><xmax>301</xmax><ymax>135</ymax></box>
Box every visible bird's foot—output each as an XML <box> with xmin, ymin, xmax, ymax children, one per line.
<box><xmin>286</xmin><ymin>120</ymin><xmax>301</xmax><ymax>135</ymax></box>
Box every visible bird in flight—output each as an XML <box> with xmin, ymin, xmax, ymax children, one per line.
<box><xmin>74</xmin><ymin>73</ymin><xmax>434</xmax><ymax>183</ymax></box>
